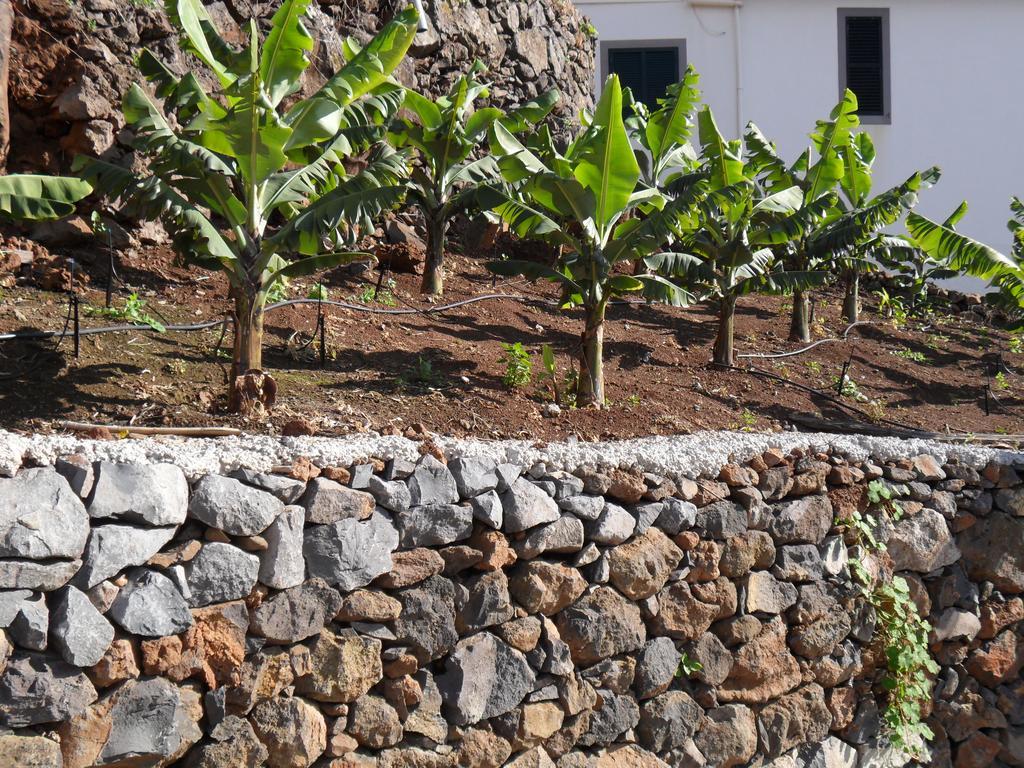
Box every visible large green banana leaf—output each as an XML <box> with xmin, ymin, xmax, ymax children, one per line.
<box><xmin>0</xmin><ymin>174</ymin><xmax>92</xmax><ymax>221</ymax></box>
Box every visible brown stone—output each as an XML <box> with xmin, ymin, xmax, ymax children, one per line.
<box><xmin>964</xmin><ymin>630</ymin><xmax>1024</xmax><ymax>687</ymax></box>
<box><xmin>321</xmin><ymin>466</ymin><xmax>351</xmax><ymax>484</ymax></box>
<box><xmin>471</xmin><ymin>529</ymin><xmax>518</xmax><ymax>571</ymax></box>
<box><xmin>514</xmin><ymin>702</ymin><xmax>565</xmax><ymax>750</ymax></box>
<box><xmin>719</xmin><ymin>531</ymin><xmax>776</xmax><ymax>577</ymax></box>
<box><xmin>57</xmin><ymin>696</ymin><xmax>114</xmax><ymax>768</ymax></box>
<box><xmin>717</xmin><ymin>617</ymin><xmax>801</xmax><ymax>704</ymax></box>
<box><xmin>556</xmin><ymin>586</ymin><xmax>646</xmax><ymax>666</ymax></box>
<box><xmin>594</xmin><ymin>744</ymin><xmax>670</xmax><ymax>767</ymax></box>
<box><xmin>955</xmin><ymin>732</ymin><xmax>1003</xmax><ymax>768</ymax></box>
<box><xmin>456</xmin><ymin>729</ymin><xmax>512</xmax><ymax>767</ymax></box>
<box><xmin>249</xmin><ymin>697</ymin><xmax>327</xmax><ymax>768</ymax></box>
<box><xmin>376</xmin><ymin>548</ymin><xmax>445</xmax><ymax>589</ymax></box>
<box><xmin>337</xmin><ymin>590</ymin><xmax>402</xmax><ymax>623</ymax></box>
<box><xmin>827</xmin><ymin>685</ymin><xmax>857</xmax><ymax>731</ymax></box>
<box><xmin>140</xmin><ymin>602</ymin><xmax>246</xmax><ymax>689</ymax></box>
<box><xmin>297</xmin><ymin>630</ymin><xmax>382</xmax><ymax>703</ymax></box>
<box><xmin>226</xmin><ymin>650</ymin><xmax>296</xmax><ymax>715</ymax></box>
<box><xmin>693</xmin><ymin>480</ymin><xmax>730</xmax><ymax>507</ymax></box>
<box><xmin>285</xmin><ymin>456</ymin><xmax>321</xmax><ymax>481</ymax></box>
<box><xmin>979</xmin><ymin>597</ymin><xmax>1024</xmax><ymax>639</ymax></box>
<box><xmin>87</xmin><ymin>637</ymin><xmax>139</xmax><ymax>688</ymax></box>
<box><xmin>685</xmin><ymin>539</ymin><xmax>722</xmax><ymax>583</ymax></box>
<box><xmin>147</xmin><ymin>539</ymin><xmax>202</xmax><ymax>569</ymax></box>
<box><xmin>756</xmin><ymin>683</ymin><xmax>832</xmax><ymax>756</ymax></box>
<box><xmin>495</xmin><ymin>616</ymin><xmax>543</xmax><ymax>653</ymax></box>
<box><xmin>509</xmin><ymin>561</ymin><xmax>587</xmax><ymax>616</ymax></box>
<box><xmin>348</xmin><ymin>696</ymin><xmax>403</xmax><ymax>748</ymax></box>
<box><xmin>383</xmin><ymin>652</ymin><xmax>419</xmax><ymax>679</ymax></box>
<box><xmin>326</xmin><ymin>719</ymin><xmax>358</xmax><ymax>757</ymax></box>
<box><xmin>673</xmin><ymin>531</ymin><xmax>699</xmax><ymax>551</ymax></box>
<box><xmin>440</xmin><ymin>545</ymin><xmax>485</xmax><ymax>575</ymax></box>
<box><xmin>607</xmin><ymin>528</ymin><xmax>683</xmax><ymax>600</ymax></box>
<box><xmin>654</xmin><ymin>578</ymin><xmax>736</xmax><ymax>642</ymax></box>
<box><xmin>607</xmin><ymin>468</ymin><xmax>647</xmax><ymax>504</ymax></box>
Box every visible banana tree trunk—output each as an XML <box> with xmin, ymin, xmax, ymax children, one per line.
<box><xmin>0</xmin><ymin>0</ymin><xmax>12</xmax><ymax>168</ymax></box>
<box><xmin>229</xmin><ymin>290</ymin><xmax>274</xmax><ymax>414</ymax></box>
<box><xmin>420</xmin><ymin>213</ymin><xmax>446</xmax><ymax>296</ymax></box>
<box><xmin>843</xmin><ymin>270</ymin><xmax>860</xmax><ymax>324</ymax></box>
<box><xmin>577</xmin><ymin>300</ymin><xmax>606</xmax><ymax>408</ymax></box>
<box><xmin>790</xmin><ymin>289</ymin><xmax>811</xmax><ymax>343</ymax></box>
<box><xmin>713</xmin><ymin>294</ymin><xmax>736</xmax><ymax>368</ymax></box>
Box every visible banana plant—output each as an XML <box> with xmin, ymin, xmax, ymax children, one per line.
<box><xmin>827</xmin><ymin>132</ymin><xmax>940</xmax><ymax>322</ymax></box>
<box><xmin>988</xmin><ymin>198</ymin><xmax>1024</xmax><ymax>328</ymax></box>
<box><xmin>483</xmin><ymin>75</ymin><xmax>700</xmax><ymax>407</ymax></box>
<box><xmin>0</xmin><ymin>175</ymin><xmax>92</xmax><ymax>220</ymax></box>
<box><xmin>390</xmin><ymin>62</ymin><xmax>558</xmax><ymax>295</ymax></box>
<box><xmin>75</xmin><ymin>0</ymin><xmax>418</xmax><ymax>411</ymax></box>
<box><xmin>649</xmin><ymin>108</ymin><xmax>825</xmax><ymax>367</ymax></box>
<box><xmin>746</xmin><ymin>90</ymin><xmax>860</xmax><ymax>342</ymax></box>
<box><xmin>624</xmin><ymin>65</ymin><xmax>702</xmax><ymax>190</ymax></box>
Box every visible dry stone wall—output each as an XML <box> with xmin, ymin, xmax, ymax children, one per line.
<box><xmin>0</xmin><ymin>440</ymin><xmax>1022</xmax><ymax>767</ymax></box>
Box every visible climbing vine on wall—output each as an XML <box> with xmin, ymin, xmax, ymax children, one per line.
<box><xmin>840</xmin><ymin>480</ymin><xmax>940</xmax><ymax>756</ymax></box>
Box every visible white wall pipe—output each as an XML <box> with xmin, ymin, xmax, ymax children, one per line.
<box><xmin>689</xmin><ymin>0</ymin><xmax>744</xmax><ymax>136</ymax></box>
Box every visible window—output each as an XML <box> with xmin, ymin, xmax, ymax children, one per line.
<box><xmin>601</xmin><ymin>40</ymin><xmax>685</xmax><ymax>108</ymax></box>
<box><xmin>838</xmin><ymin>8</ymin><xmax>890</xmax><ymax>123</ymax></box>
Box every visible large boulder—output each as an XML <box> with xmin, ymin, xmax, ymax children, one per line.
<box><xmin>0</xmin><ymin>468</ymin><xmax>89</xmax><ymax>559</ymax></box>
<box><xmin>438</xmin><ymin>631</ymin><xmax>536</xmax><ymax>725</ymax></box>
<box><xmin>0</xmin><ymin>652</ymin><xmax>97</xmax><ymax>727</ymax></box>
<box><xmin>959</xmin><ymin>513</ymin><xmax>1024</xmax><ymax>593</ymax></box>
<box><xmin>98</xmin><ymin>677</ymin><xmax>202</xmax><ymax>766</ymax></box>
<box><xmin>88</xmin><ymin>462</ymin><xmax>189</xmax><ymax>526</ymax></box>
<box><xmin>304</xmin><ymin>512</ymin><xmax>399</xmax><ymax>591</ymax></box>
<box><xmin>189</xmin><ymin>474</ymin><xmax>284</xmax><ymax>535</ymax></box>
<box><xmin>887</xmin><ymin>508</ymin><xmax>960</xmax><ymax>573</ymax></box>
<box><xmin>107</xmin><ymin>568</ymin><xmax>193</xmax><ymax>637</ymax></box>
<box><xmin>555</xmin><ymin>586</ymin><xmax>646</xmax><ymax>665</ymax></box>
<box><xmin>185</xmin><ymin>542</ymin><xmax>259</xmax><ymax>607</ymax></box>
<box><xmin>75</xmin><ymin>524</ymin><xmax>177</xmax><ymax>589</ymax></box>
<box><xmin>250</xmin><ymin>578</ymin><xmax>343</xmax><ymax>644</ymax></box>
<box><xmin>50</xmin><ymin>585</ymin><xmax>114</xmax><ymax>667</ymax></box>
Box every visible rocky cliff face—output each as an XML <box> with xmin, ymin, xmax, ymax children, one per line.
<box><xmin>3</xmin><ymin>0</ymin><xmax>595</xmax><ymax>174</ymax></box>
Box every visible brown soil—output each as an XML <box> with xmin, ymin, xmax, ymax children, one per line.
<box><xmin>1</xmin><ymin>240</ymin><xmax>1022</xmax><ymax>441</ymax></box>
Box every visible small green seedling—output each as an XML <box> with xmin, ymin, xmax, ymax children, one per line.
<box><xmin>676</xmin><ymin>652</ymin><xmax>703</xmax><ymax>678</ymax></box>
<box><xmin>501</xmin><ymin>342</ymin><xmax>533</xmax><ymax>390</ymax></box>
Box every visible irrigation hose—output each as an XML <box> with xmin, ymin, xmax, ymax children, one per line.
<box><xmin>0</xmin><ymin>294</ymin><xmax>529</xmax><ymax>342</ymax></box>
<box><xmin>736</xmin><ymin>321</ymin><xmax>873</xmax><ymax>359</ymax></box>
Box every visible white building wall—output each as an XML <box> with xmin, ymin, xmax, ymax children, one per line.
<box><xmin>575</xmin><ymin>0</ymin><xmax>1024</xmax><ymax>277</ymax></box>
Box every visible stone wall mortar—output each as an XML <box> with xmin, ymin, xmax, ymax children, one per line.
<box><xmin>0</xmin><ymin>438</ymin><xmax>1021</xmax><ymax>767</ymax></box>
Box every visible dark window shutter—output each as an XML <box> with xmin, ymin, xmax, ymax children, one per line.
<box><xmin>845</xmin><ymin>16</ymin><xmax>885</xmax><ymax>116</ymax></box>
<box><xmin>608</xmin><ymin>47</ymin><xmax>680</xmax><ymax>108</ymax></box>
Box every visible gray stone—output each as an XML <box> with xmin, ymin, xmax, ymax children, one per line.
<box><xmin>385</xmin><ymin>457</ymin><xmax>417</xmax><ymax>481</ymax></box>
<box><xmin>959</xmin><ymin>513</ymin><xmax>1024</xmax><ymax>593</ymax></box>
<box><xmin>516</xmin><ymin>515</ymin><xmax>585</xmax><ymax>559</ymax></box>
<box><xmin>0</xmin><ymin>589</ymin><xmax>31</xmax><ymax>626</ymax></box>
<box><xmin>9</xmin><ymin>593</ymin><xmax>47</xmax><ymax>651</ymax></box>
<box><xmin>746</xmin><ymin>571</ymin><xmax>799</xmax><ymax>614</ymax></box>
<box><xmin>470</xmin><ymin>489</ymin><xmax>503</xmax><ymax>528</ymax></box>
<box><xmin>638</xmin><ymin>690</ymin><xmax>704</xmax><ymax>752</ymax></box>
<box><xmin>189</xmin><ymin>474</ymin><xmax>283</xmax><ymax>535</ymax></box>
<box><xmin>408</xmin><ymin>455</ymin><xmax>459</xmax><ymax>506</ymax></box>
<box><xmin>578</xmin><ymin>691</ymin><xmax>640</xmax><ymax>746</ymax></box>
<box><xmin>186</xmin><ymin>714</ymin><xmax>269</xmax><ymax>768</ymax></box>
<box><xmin>88</xmin><ymin>462</ymin><xmax>189</xmax><ymax>526</ymax></box>
<box><xmin>185</xmin><ymin>542</ymin><xmax>259</xmax><ymax>607</ymax></box>
<box><xmin>586</xmin><ymin>502</ymin><xmax>636</xmax><ymax>545</ymax></box>
<box><xmin>797</xmin><ymin>736</ymin><xmax>857</xmax><ymax>768</ymax></box>
<box><xmin>0</xmin><ymin>558</ymin><xmax>81</xmax><ymax>591</ymax></box>
<box><xmin>394</xmin><ymin>575</ymin><xmax>459</xmax><ymax>661</ymax></box>
<box><xmin>75</xmin><ymin>523</ymin><xmax>177</xmax><ymax>589</ymax></box>
<box><xmin>558</xmin><ymin>494</ymin><xmax>604</xmax><ymax>521</ymax></box>
<box><xmin>259</xmin><ymin>504</ymin><xmax>305</xmax><ymax>590</ymax></box>
<box><xmin>688</xmin><ymin>631</ymin><xmax>733</xmax><ymax>686</ymax></box>
<box><xmin>450</xmin><ymin>457</ymin><xmax>500</xmax><ymax>498</ymax></box>
<box><xmin>933</xmin><ymin>607</ymin><xmax>981</xmax><ymax>642</ymax></box>
<box><xmin>438</xmin><ymin>631</ymin><xmax>536</xmax><ymax>725</ymax></box>
<box><xmin>366</xmin><ymin>474</ymin><xmax>412</xmax><ymax>513</ymax></box>
<box><xmin>821</xmin><ymin>535</ymin><xmax>849</xmax><ymax>577</ymax></box>
<box><xmin>0</xmin><ymin>652</ymin><xmax>97</xmax><ymax>727</ymax></box>
<box><xmin>548</xmin><ymin>471</ymin><xmax>585</xmax><ymax>500</ymax></box>
<box><xmin>773</xmin><ymin>545</ymin><xmax>825</xmax><ymax>582</ymax></box>
<box><xmin>887</xmin><ymin>509</ymin><xmax>960</xmax><ymax>573</ymax></box>
<box><xmin>995</xmin><ymin>487</ymin><xmax>1024</xmax><ymax>516</ymax></box>
<box><xmin>230</xmin><ymin>467</ymin><xmax>306</xmax><ymax>503</ymax></box>
<box><xmin>768</xmin><ymin>495</ymin><xmax>834</xmax><ymax>544</ymax></box>
<box><xmin>100</xmin><ymin>677</ymin><xmax>202</xmax><ymax>766</ymax></box>
<box><xmin>250</xmin><ymin>578</ymin><xmax>343</xmax><ymax>644</ymax></box>
<box><xmin>789</xmin><ymin>612</ymin><xmax>852</xmax><ymax>658</ymax></box>
<box><xmin>108</xmin><ymin>568</ymin><xmax>193</xmax><ymax>637</ymax></box>
<box><xmin>304</xmin><ymin>511</ymin><xmax>399</xmax><ymax>592</ymax></box>
<box><xmin>300</xmin><ymin>477</ymin><xmax>375</xmax><ymax>524</ymax></box>
<box><xmin>757</xmin><ymin>683</ymin><xmax>831</xmax><ymax>757</ymax></box>
<box><xmin>55</xmin><ymin>455</ymin><xmax>94</xmax><ymax>498</ymax></box>
<box><xmin>656</xmin><ymin>498</ymin><xmax>697</xmax><ymax>534</ymax></box>
<box><xmin>495</xmin><ymin>463</ymin><xmax>521</xmax><ymax>492</ymax></box>
<box><xmin>397</xmin><ymin>503</ymin><xmax>474</xmax><ymax>547</ymax></box>
<box><xmin>502</xmin><ymin>478</ymin><xmax>561</xmax><ymax>532</ymax></box>
<box><xmin>633</xmin><ymin>501</ymin><xmax>665</xmax><ymax>536</ymax></box>
<box><xmin>50</xmin><ymin>585</ymin><xmax>113</xmax><ymax>666</ymax></box>
<box><xmin>556</xmin><ymin>587</ymin><xmax>646</xmax><ymax>666</ymax></box>
<box><xmin>0</xmin><ymin>468</ymin><xmax>89</xmax><ymax>559</ymax></box>
<box><xmin>695</xmin><ymin>500</ymin><xmax>748</xmax><ymax>539</ymax></box>
<box><xmin>634</xmin><ymin>637</ymin><xmax>680</xmax><ymax>700</ymax></box>
<box><xmin>405</xmin><ymin>670</ymin><xmax>447</xmax><ymax>742</ymax></box>
<box><xmin>456</xmin><ymin>570</ymin><xmax>515</xmax><ymax>632</ymax></box>
<box><xmin>350</xmin><ymin>463</ymin><xmax>374</xmax><ymax>489</ymax></box>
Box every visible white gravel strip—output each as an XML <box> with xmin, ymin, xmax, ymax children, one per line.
<box><xmin>0</xmin><ymin>429</ymin><xmax>1019</xmax><ymax>481</ymax></box>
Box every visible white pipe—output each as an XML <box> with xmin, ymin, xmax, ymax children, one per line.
<box><xmin>411</xmin><ymin>0</ymin><xmax>428</xmax><ymax>33</ymax></box>
<box><xmin>689</xmin><ymin>1</ymin><xmax>744</xmax><ymax>136</ymax></box>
